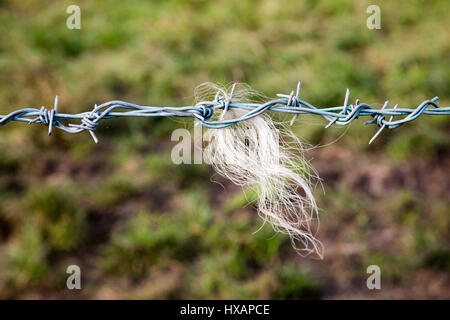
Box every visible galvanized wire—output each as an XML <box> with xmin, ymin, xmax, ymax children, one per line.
<box><xmin>0</xmin><ymin>82</ymin><xmax>448</xmax><ymax>144</ymax></box>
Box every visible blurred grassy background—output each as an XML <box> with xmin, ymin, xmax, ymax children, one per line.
<box><xmin>0</xmin><ymin>0</ymin><xmax>449</xmax><ymax>299</ymax></box>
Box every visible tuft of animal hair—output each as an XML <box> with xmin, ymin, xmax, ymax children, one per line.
<box><xmin>197</xmin><ymin>83</ymin><xmax>323</xmax><ymax>258</ymax></box>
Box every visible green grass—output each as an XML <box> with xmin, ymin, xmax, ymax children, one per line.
<box><xmin>0</xmin><ymin>0</ymin><xmax>448</xmax><ymax>299</ymax></box>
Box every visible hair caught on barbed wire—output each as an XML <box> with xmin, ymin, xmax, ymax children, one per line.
<box><xmin>197</xmin><ymin>83</ymin><xmax>323</xmax><ymax>258</ymax></box>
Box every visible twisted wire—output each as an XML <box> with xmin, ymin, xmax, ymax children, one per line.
<box><xmin>1</xmin><ymin>82</ymin><xmax>448</xmax><ymax>144</ymax></box>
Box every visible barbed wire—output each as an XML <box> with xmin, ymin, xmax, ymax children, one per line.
<box><xmin>0</xmin><ymin>82</ymin><xmax>448</xmax><ymax>144</ymax></box>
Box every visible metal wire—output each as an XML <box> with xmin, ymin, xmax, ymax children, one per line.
<box><xmin>0</xmin><ymin>82</ymin><xmax>448</xmax><ymax>144</ymax></box>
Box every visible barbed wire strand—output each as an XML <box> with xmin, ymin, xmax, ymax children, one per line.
<box><xmin>1</xmin><ymin>82</ymin><xmax>448</xmax><ymax>144</ymax></box>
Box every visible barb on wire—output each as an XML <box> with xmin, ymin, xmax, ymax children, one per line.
<box><xmin>0</xmin><ymin>82</ymin><xmax>448</xmax><ymax>144</ymax></box>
